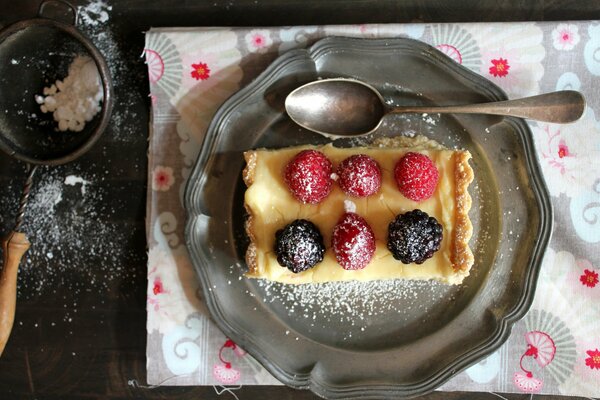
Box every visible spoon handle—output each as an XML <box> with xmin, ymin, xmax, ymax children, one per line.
<box><xmin>391</xmin><ymin>90</ymin><xmax>585</xmax><ymax>123</ymax></box>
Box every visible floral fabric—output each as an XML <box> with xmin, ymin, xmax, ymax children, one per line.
<box><xmin>145</xmin><ymin>22</ymin><xmax>600</xmax><ymax>395</ymax></box>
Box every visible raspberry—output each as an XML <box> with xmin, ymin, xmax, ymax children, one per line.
<box><xmin>284</xmin><ymin>150</ymin><xmax>333</xmax><ymax>204</ymax></box>
<box><xmin>387</xmin><ymin>209</ymin><xmax>443</xmax><ymax>264</ymax></box>
<box><xmin>274</xmin><ymin>219</ymin><xmax>325</xmax><ymax>273</ymax></box>
<box><xmin>332</xmin><ymin>212</ymin><xmax>376</xmax><ymax>270</ymax></box>
<box><xmin>337</xmin><ymin>154</ymin><xmax>382</xmax><ymax>197</ymax></box>
<box><xmin>394</xmin><ymin>152</ymin><xmax>439</xmax><ymax>202</ymax></box>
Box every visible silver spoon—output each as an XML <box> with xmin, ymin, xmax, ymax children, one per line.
<box><xmin>285</xmin><ymin>78</ymin><xmax>586</xmax><ymax>138</ymax></box>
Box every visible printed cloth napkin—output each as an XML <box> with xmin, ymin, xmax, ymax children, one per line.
<box><xmin>144</xmin><ymin>22</ymin><xmax>600</xmax><ymax>396</ymax></box>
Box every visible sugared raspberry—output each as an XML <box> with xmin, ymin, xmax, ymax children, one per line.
<box><xmin>337</xmin><ymin>154</ymin><xmax>382</xmax><ymax>197</ymax></box>
<box><xmin>332</xmin><ymin>212</ymin><xmax>376</xmax><ymax>270</ymax></box>
<box><xmin>394</xmin><ymin>152</ymin><xmax>439</xmax><ymax>202</ymax></box>
<box><xmin>275</xmin><ymin>219</ymin><xmax>325</xmax><ymax>273</ymax></box>
<box><xmin>284</xmin><ymin>150</ymin><xmax>333</xmax><ymax>204</ymax></box>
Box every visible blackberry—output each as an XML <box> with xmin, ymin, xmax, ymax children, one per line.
<box><xmin>274</xmin><ymin>219</ymin><xmax>325</xmax><ymax>273</ymax></box>
<box><xmin>387</xmin><ymin>209</ymin><xmax>443</xmax><ymax>264</ymax></box>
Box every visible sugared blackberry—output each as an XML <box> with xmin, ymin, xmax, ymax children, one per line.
<box><xmin>274</xmin><ymin>219</ymin><xmax>325</xmax><ymax>273</ymax></box>
<box><xmin>387</xmin><ymin>209</ymin><xmax>443</xmax><ymax>264</ymax></box>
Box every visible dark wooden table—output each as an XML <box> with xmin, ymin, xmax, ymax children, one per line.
<box><xmin>1</xmin><ymin>1</ymin><xmax>598</xmax><ymax>399</ymax></box>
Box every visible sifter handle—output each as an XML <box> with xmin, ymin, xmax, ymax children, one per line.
<box><xmin>0</xmin><ymin>232</ymin><xmax>30</xmax><ymax>356</ymax></box>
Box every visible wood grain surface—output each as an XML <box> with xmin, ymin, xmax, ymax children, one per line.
<box><xmin>0</xmin><ymin>1</ymin><xmax>597</xmax><ymax>399</ymax></box>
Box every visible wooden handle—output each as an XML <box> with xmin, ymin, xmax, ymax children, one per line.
<box><xmin>0</xmin><ymin>231</ymin><xmax>30</xmax><ymax>356</ymax></box>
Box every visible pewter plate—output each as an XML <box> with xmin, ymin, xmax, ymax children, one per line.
<box><xmin>184</xmin><ymin>37</ymin><xmax>552</xmax><ymax>399</ymax></box>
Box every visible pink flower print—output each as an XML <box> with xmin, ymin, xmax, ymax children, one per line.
<box><xmin>580</xmin><ymin>269</ymin><xmax>599</xmax><ymax>288</ymax></box>
<box><xmin>144</xmin><ymin>49</ymin><xmax>164</xmax><ymax>83</ymax></box>
<box><xmin>525</xmin><ymin>331</ymin><xmax>556</xmax><ymax>367</ymax></box>
<box><xmin>489</xmin><ymin>58</ymin><xmax>510</xmax><ymax>77</ymax></box>
<box><xmin>146</xmin><ymin>247</ymin><xmax>201</xmax><ymax>334</ymax></box>
<box><xmin>213</xmin><ymin>364</ymin><xmax>241</xmax><ymax>384</ymax></box>
<box><xmin>219</xmin><ymin>339</ymin><xmax>246</xmax><ymax>364</ymax></box>
<box><xmin>148</xmin><ymin>276</ymin><xmax>169</xmax><ymax>312</ymax></box>
<box><xmin>557</xmin><ymin>140</ymin><xmax>571</xmax><ymax>159</ymax></box>
<box><xmin>435</xmin><ymin>44</ymin><xmax>463</xmax><ymax>64</ymax></box>
<box><xmin>213</xmin><ymin>338</ymin><xmax>243</xmax><ymax>384</ymax></box>
<box><xmin>535</xmin><ymin>124</ymin><xmax>582</xmax><ymax>193</ymax></box>
<box><xmin>191</xmin><ymin>62</ymin><xmax>211</xmax><ymax>81</ymax></box>
<box><xmin>152</xmin><ymin>166</ymin><xmax>174</xmax><ymax>191</ymax></box>
<box><xmin>513</xmin><ymin>331</ymin><xmax>555</xmax><ymax>393</ymax></box>
<box><xmin>245</xmin><ymin>29</ymin><xmax>272</xmax><ymax>53</ymax></box>
<box><xmin>253</xmin><ymin>35</ymin><xmax>265</xmax><ymax>46</ymax></box>
<box><xmin>533</xmin><ymin>107</ymin><xmax>600</xmax><ymax>198</ymax></box>
<box><xmin>586</xmin><ymin>349</ymin><xmax>600</xmax><ymax>370</ymax></box>
<box><xmin>513</xmin><ymin>371</ymin><xmax>543</xmax><ymax>392</ymax></box>
<box><xmin>552</xmin><ymin>23</ymin><xmax>580</xmax><ymax>51</ymax></box>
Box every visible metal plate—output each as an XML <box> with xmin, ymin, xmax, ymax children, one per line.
<box><xmin>184</xmin><ymin>37</ymin><xmax>552</xmax><ymax>399</ymax></box>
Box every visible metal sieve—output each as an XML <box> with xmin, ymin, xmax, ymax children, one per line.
<box><xmin>0</xmin><ymin>0</ymin><xmax>113</xmax><ymax>355</ymax></box>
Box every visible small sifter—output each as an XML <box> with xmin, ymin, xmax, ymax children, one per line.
<box><xmin>0</xmin><ymin>0</ymin><xmax>113</xmax><ymax>355</ymax></box>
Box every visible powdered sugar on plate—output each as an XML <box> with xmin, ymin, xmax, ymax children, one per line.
<box><xmin>252</xmin><ymin>276</ymin><xmax>453</xmax><ymax>341</ymax></box>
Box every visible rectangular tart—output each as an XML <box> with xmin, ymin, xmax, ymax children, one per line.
<box><xmin>243</xmin><ymin>136</ymin><xmax>474</xmax><ymax>285</ymax></box>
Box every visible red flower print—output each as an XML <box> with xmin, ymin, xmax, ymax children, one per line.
<box><xmin>556</xmin><ymin>139</ymin><xmax>574</xmax><ymax>159</ymax></box>
<box><xmin>489</xmin><ymin>58</ymin><xmax>510</xmax><ymax>77</ymax></box>
<box><xmin>153</xmin><ymin>278</ymin><xmax>164</xmax><ymax>295</ymax></box>
<box><xmin>580</xmin><ymin>269</ymin><xmax>599</xmax><ymax>288</ymax></box>
<box><xmin>218</xmin><ymin>339</ymin><xmax>240</xmax><ymax>368</ymax></box>
<box><xmin>558</xmin><ymin>144</ymin><xmax>568</xmax><ymax>158</ymax></box>
<box><xmin>191</xmin><ymin>62</ymin><xmax>211</xmax><ymax>81</ymax></box>
<box><xmin>585</xmin><ymin>349</ymin><xmax>600</xmax><ymax>369</ymax></box>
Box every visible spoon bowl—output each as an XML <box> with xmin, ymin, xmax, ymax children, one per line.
<box><xmin>285</xmin><ymin>78</ymin><xmax>586</xmax><ymax>138</ymax></box>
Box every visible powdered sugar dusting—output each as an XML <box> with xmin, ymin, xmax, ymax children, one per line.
<box><xmin>254</xmin><ymin>277</ymin><xmax>451</xmax><ymax>339</ymax></box>
<box><xmin>7</xmin><ymin>166</ymin><xmax>140</xmax><ymax>301</ymax></box>
<box><xmin>64</xmin><ymin>175</ymin><xmax>91</xmax><ymax>195</ymax></box>
<box><xmin>78</xmin><ymin>0</ymin><xmax>112</xmax><ymax>26</ymax></box>
<box><xmin>76</xmin><ymin>1</ymin><xmax>142</xmax><ymax>142</ymax></box>
<box><xmin>343</xmin><ymin>199</ymin><xmax>356</xmax><ymax>213</ymax></box>
<box><xmin>36</xmin><ymin>55</ymin><xmax>103</xmax><ymax>132</ymax></box>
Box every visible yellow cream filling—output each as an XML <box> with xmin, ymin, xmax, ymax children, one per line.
<box><xmin>244</xmin><ymin>142</ymin><xmax>471</xmax><ymax>285</ymax></box>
